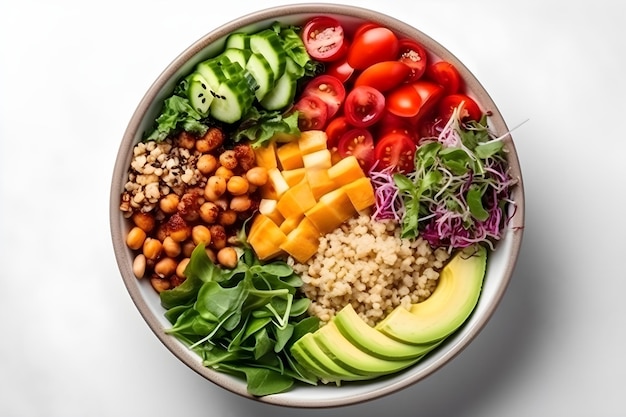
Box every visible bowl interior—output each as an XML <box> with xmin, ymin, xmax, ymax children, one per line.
<box><xmin>110</xmin><ymin>3</ymin><xmax>524</xmax><ymax>408</ymax></box>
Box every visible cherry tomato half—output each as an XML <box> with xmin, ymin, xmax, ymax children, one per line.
<box><xmin>397</xmin><ymin>38</ymin><xmax>428</xmax><ymax>82</ymax></box>
<box><xmin>353</xmin><ymin>21</ymin><xmax>380</xmax><ymax>39</ymax></box>
<box><xmin>438</xmin><ymin>94</ymin><xmax>482</xmax><ymax>122</ymax></box>
<box><xmin>294</xmin><ymin>95</ymin><xmax>328</xmax><ymax>130</ymax></box>
<box><xmin>302</xmin><ymin>16</ymin><xmax>347</xmax><ymax>62</ymax></box>
<box><xmin>347</xmin><ymin>26</ymin><xmax>399</xmax><ymax>70</ymax></box>
<box><xmin>426</xmin><ymin>61</ymin><xmax>463</xmax><ymax>95</ymax></box>
<box><xmin>324</xmin><ymin>57</ymin><xmax>355</xmax><ymax>83</ymax></box>
<box><xmin>344</xmin><ymin>85</ymin><xmax>386</xmax><ymax>128</ymax></box>
<box><xmin>374</xmin><ymin>132</ymin><xmax>417</xmax><ymax>173</ymax></box>
<box><xmin>386</xmin><ymin>81</ymin><xmax>443</xmax><ymax>119</ymax></box>
<box><xmin>325</xmin><ymin>115</ymin><xmax>352</xmax><ymax>149</ymax></box>
<box><xmin>301</xmin><ymin>75</ymin><xmax>346</xmax><ymax>118</ymax></box>
<box><xmin>337</xmin><ymin>128</ymin><xmax>376</xmax><ymax>171</ymax></box>
<box><xmin>354</xmin><ymin>61</ymin><xmax>411</xmax><ymax>92</ymax></box>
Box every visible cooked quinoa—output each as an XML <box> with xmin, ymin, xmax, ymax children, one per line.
<box><xmin>290</xmin><ymin>214</ymin><xmax>451</xmax><ymax>327</ymax></box>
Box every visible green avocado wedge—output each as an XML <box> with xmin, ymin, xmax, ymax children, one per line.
<box><xmin>375</xmin><ymin>245</ymin><xmax>487</xmax><ymax>345</ymax></box>
<box><xmin>314</xmin><ymin>321</ymin><xmax>420</xmax><ymax>377</ymax></box>
<box><xmin>333</xmin><ymin>304</ymin><xmax>437</xmax><ymax>360</ymax></box>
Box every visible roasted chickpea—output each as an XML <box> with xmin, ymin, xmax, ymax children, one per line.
<box><xmin>204</xmin><ymin>175</ymin><xmax>226</xmax><ymax>201</ymax></box>
<box><xmin>197</xmin><ymin>154</ymin><xmax>218</xmax><ymax>175</ymax></box>
<box><xmin>142</xmin><ymin>237</ymin><xmax>163</xmax><ymax>260</ymax></box>
<box><xmin>182</xmin><ymin>241</ymin><xmax>196</xmax><ymax>258</ymax></box>
<box><xmin>150</xmin><ymin>276</ymin><xmax>170</xmax><ymax>293</ymax></box>
<box><xmin>154</xmin><ymin>257</ymin><xmax>177</xmax><ymax>278</ymax></box>
<box><xmin>162</xmin><ymin>236</ymin><xmax>181</xmax><ymax>257</ymax></box>
<box><xmin>159</xmin><ymin>193</ymin><xmax>180</xmax><ymax>214</ymax></box>
<box><xmin>126</xmin><ymin>226</ymin><xmax>146</xmax><ymax>250</ymax></box>
<box><xmin>209</xmin><ymin>224</ymin><xmax>227</xmax><ymax>250</ymax></box>
<box><xmin>215</xmin><ymin>165</ymin><xmax>234</xmax><ymax>181</ymax></box>
<box><xmin>226</xmin><ymin>176</ymin><xmax>249</xmax><ymax>196</ymax></box>
<box><xmin>192</xmin><ymin>225</ymin><xmax>212</xmax><ymax>245</ymax></box>
<box><xmin>230</xmin><ymin>195</ymin><xmax>252</xmax><ymax>212</ymax></box>
<box><xmin>177</xmin><ymin>131</ymin><xmax>196</xmax><ymax>149</ymax></box>
<box><xmin>217</xmin><ymin>247</ymin><xmax>238</xmax><ymax>269</ymax></box>
<box><xmin>218</xmin><ymin>209</ymin><xmax>238</xmax><ymax>226</ymax></box>
<box><xmin>219</xmin><ymin>150</ymin><xmax>238</xmax><ymax>170</ymax></box>
<box><xmin>245</xmin><ymin>166</ymin><xmax>269</xmax><ymax>186</ymax></box>
<box><xmin>199</xmin><ymin>201</ymin><xmax>219</xmax><ymax>223</ymax></box>
<box><xmin>176</xmin><ymin>258</ymin><xmax>190</xmax><ymax>279</ymax></box>
<box><xmin>132</xmin><ymin>212</ymin><xmax>155</xmax><ymax>232</ymax></box>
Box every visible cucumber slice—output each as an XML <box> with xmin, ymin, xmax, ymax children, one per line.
<box><xmin>249</xmin><ymin>29</ymin><xmax>287</xmax><ymax>81</ymax></box>
<box><xmin>221</xmin><ymin>48</ymin><xmax>251</xmax><ymax>70</ymax></box>
<box><xmin>196</xmin><ymin>59</ymin><xmax>228</xmax><ymax>91</ymax></box>
<box><xmin>259</xmin><ymin>71</ymin><xmax>297</xmax><ymax>111</ymax></box>
<box><xmin>283</xmin><ymin>55</ymin><xmax>304</xmax><ymax>79</ymax></box>
<box><xmin>187</xmin><ymin>72</ymin><xmax>214</xmax><ymax>116</ymax></box>
<box><xmin>225</xmin><ymin>32</ymin><xmax>250</xmax><ymax>49</ymax></box>
<box><xmin>210</xmin><ymin>77</ymin><xmax>254</xmax><ymax>124</ymax></box>
<box><xmin>245</xmin><ymin>53</ymin><xmax>275</xmax><ymax>101</ymax></box>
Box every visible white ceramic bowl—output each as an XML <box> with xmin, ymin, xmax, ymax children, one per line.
<box><xmin>110</xmin><ymin>3</ymin><xmax>524</xmax><ymax>408</ymax></box>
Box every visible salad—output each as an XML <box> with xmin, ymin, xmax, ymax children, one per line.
<box><xmin>119</xmin><ymin>15</ymin><xmax>518</xmax><ymax>396</ymax></box>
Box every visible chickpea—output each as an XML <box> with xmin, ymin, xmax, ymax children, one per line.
<box><xmin>132</xmin><ymin>212</ymin><xmax>155</xmax><ymax>232</ymax></box>
<box><xmin>198</xmin><ymin>127</ymin><xmax>224</xmax><ymax>152</ymax></box>
<box><xmin>150</xmin><ymin>276</ymin><xmax>171</xmax><ymax>293</ymax></box>
<box><xmin>214</xmin><ymin>197</ymin><xmax>229</xmax><ymax>211</ymax></box>
<box><xmin>132</xmin><ymin>254</ymin><xmax>146</xmax><ymax>279</ymax></box>
<box><xmin>217</xmin><ymin>247</ymin><xmax>238</xmax><ymax>269</ymax></box>
<box><xmin>218</xmin><ymin>209</ymin><xmax>238</xmax><ymax>226</ymax></box>
<box><xmin>226</xmin><ymin>176</ymin><xmax>249</xmax><ymax>196</ymax></box>
<box><xmin>192</xmin><ymin>225</ymin><xmax>212</xmax><ymax>245</ymax></box>
<box><xmin>159</xmin><ymin>193</ymin><xmax>180</xmax><ymax>214</ymax></box>
<box><xmin>143</xmin><ymin>238</ymin><xmax>163</xmax><ymax>260</ymax></box>
<box><xmin>177</xmin><ymin>131</ymin><xmax>196</xmax><ymax>149</ymax></box>
<box><xmin>245</xmin><ymin>166</ymin><xmax>269</xmax><ymax>187</ymax></box>
<box><xmin>195</xmin><ymin>138</ymin><xmax>211</xmax><ymax>153</ymax></box>
<box><xmin>126</xmin><ymin>226</ymin><xmax>147</xmax><ymax>250</ymax></box>
<box><xmin>230</xmin><ymin>195</ymin><xmax>252</xmax><ymax>212</ymax></box>
<box><xmin>204</xmin><ymin>175</ymin><xmax>226</xmax><ymax>201</ymax></box>
<box><xmin>176</xmin><ymin>258</ymin><xmax>190</xmax><ymax>279</ymax></box>
<box><xmin>209</xmin><ymin>224</ymin><xmax>227</xmax><ymax>250</ymax></box>
<box><xmin>197</xmin><ymin>154</ymin><xmax>218</xmax><ymax>175</ymax></box>
<box><xmin>215</xmin><ymin>165</ymin><xmax>234</xmax><ymax>181</ymax></box>
<box><xmin>182</xmin><ymin>241</ymin><xmax>196</xmax><ymax>258</ymax></box>
<box><xmin>219</xmin><ymin>150</ymin><xmax>238</xmax><ymax>170</ymax></box>
<box><xmin>154</xmin><ymin>257</ymin><xmax>177</xmax><ymax>278</ymax></box>
<box><xmin>162</xmin><ymin>236</ymin><xmax>181</xmax><ymax>257</ymax></box>
<box><xmin>205</xmin><ymin>247</ymin><xmax>217</xmax><ymax>263</ymax></box>
<box><xmin>168</xmin><ymin>226</ymin><xmax>189</xmax><ymax>243</ymax></box>
<box><xmin>199</xmin><ymin>201</ymin><xmax>219</xmax><ymax>224</ymax></box>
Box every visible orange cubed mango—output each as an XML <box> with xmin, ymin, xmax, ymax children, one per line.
<box><xmin>258</xmin><ymin>198</ymin><xmax>284</xmax><ymax>225</ymax></box>
<box><xmin>327</xmin><ymin>155</ymin><xmax>366</xmax><ymax>187</ymax></box>
<box><xmin>276</xmin><ymin>179</ymin><xmax>317</xmax><ymax>219</ymax></box>
<box><xmin>298</xmin><ymin>130</ymin><xmax>328</xmax><ymax>155</ymax></box>
<box><xmin>306</xmin><ymin>168</ymin><xmax>336</xmax><ymax>200</ymax></box>
<box><xmin>305</xmin><ymin>188</ymin><xmax>356</xmax><ymax>234</ymax></box>
<box><xmin>260</xmin><ymin>168</ymin><xmax>290</xmax><ymax>200</ymax></box>
<box><xmin>342</xmin><ymin>177</ymin><xmax>376</xmax><ymax>211</ymax></box>
<box><xmin>281</xmin><ymin>167</ymin><xmax>306</xmax><ymax>187</ymax></box>
<box><xmin>253</xmin><ymin>141</ymin><xmax>278</xmax><ymax>170</ymax></box>
<box><xmin>279</xmin><ymin>217</ymin><xmax>321</xmax><ymax>263</ymax></box>
<box><xmin>276</xmin><ymin>141</ymin><xmax>304</xmax><ymax>170</ymax></box>
<box><xmin>279</xmin><ymin>213</ymin><xmax>304</xmax><ymax>235</ymax></box>
<box><xmin>247</xmin><ymin>214</ymin><xmax>287</xmax><ymax>260</ymax></box>
<box><xmin>302</xmin><ymin>149</ymin><xmax>332</xmax><ymax>170</ymax></box>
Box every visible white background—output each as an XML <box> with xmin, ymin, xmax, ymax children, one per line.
<box><xmin>1</xmin><ymin>0</ymin><xmax>625</xmax><ymax>416</ymax></box>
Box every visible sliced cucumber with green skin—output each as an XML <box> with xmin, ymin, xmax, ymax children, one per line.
<box><xmin>283</xmin><ymin>55</ymin><xmax>305</xmax><ymax>79</ymax></box>
<box><xmin>249</xmin><ymin>29</ymin><xmax>287</xmax><ymax>81</ymax></box>
<box><xmin>245</xmin><ymin>53</ymin><xmax>275</xmax><ymax>101</ymax></box>
<box><xmin>224</xmin><ymin>32</ymin><xmax>250</xmax><ymax>49</ymax></box>
<box><xmin>259</xmin><ymin>70</ymin><xmax>297</xmax><ymax>111</ymax></box>
<box><xmin>220</xmin><ymin>48</ymin><xmax>251</xmax><ymax>70</ymax></box>
<box><xmin>196</xmin><ymin>59</ymin><xmax>229</xmax><ymax>91</ymax></box>
<box><xmin>210</xmin><ymin>76</ymin><xmax>254</xmax><ymax>124</ymax></box>
<box><xmin>187</xmin><ymin>73</ymin><xmax>214</xmax><ymax>116</ymax></box>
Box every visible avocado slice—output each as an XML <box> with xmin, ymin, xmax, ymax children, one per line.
<box><xmin>376</xmin><ymin>245</ymin><xmax>487</xmax><ymax>344</ymax></box>
<box><xmin>333</xmin><ymin>304</ymin><xmax>438</xmax><ymax>360</ymax></box>
<box><xmin>314</xmin><ymin>321</ymin><xmax>419</xmax><ymax>377</ymax></box>
<box><xmin>291</xmin><ymin>333</ymin><xmax>368</xmax><ymax>382</ymax></box>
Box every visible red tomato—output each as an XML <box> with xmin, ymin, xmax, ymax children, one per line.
<box><xmin>325</xmin><ymin>115</ymin><xmax>352</xmax><ymax>149</ymax></box>
<box><xmin>438</xmin><ymin>94</ymin><xmax>482</xmax><ymax>122</ymax></box>
<box><xmin>426</xmin><ymin>61</ymin><xmax>463</xmax><ymax>95</ymax></box>
<box><xmin>302</xmin><ymin>16</ymin><xmax>347</xmax><ymax>62</ymax></box>
<box><xmin>386</xmin><ymin>81</ymin><xmax>444</xmax><ymax>119</ymax></box>
<box><xmin>353</xmin><ymin>22</ymin><xmax>380</xmax><ymax>38</ymax></box>
<box><xmin>294</xmin><ymin>95</ymin><xmax>328</xmax><ymax>130</ymax></box>
<box><xmin>325</xmin><ymin>57</ymin><xmax>355</xmax><ymax>83</ymax></box>
<box><xmin>376</xmin><ymin>110</ymin><xmax>419</xmax><ymax>143</ymax></box>
<box><xmin>347</xmin><ymin>27</ymin><xmax>399</xmax><ymax>70</ymax></box>
<box><xmin>397</xmin><ymin>38</ymin><xmax>428</xmax><ymax>82</ymax></box>
<box><xmin>344</xmin><ymin>85</ymin><xmax>386</xmax><ymax>128</ymax></box>
<box><xmin>354</xmin><ymin>61</ymin><xmax>411</xmax><ymax>92</ymax></box>
<box><xmin>374</xmin><ymin>132</ymin><xmax>417</xmax><ymax>173</ymax></box>
<box><xmin>337</xmin><ymin>128</ymin><xmax>376</xmax><ymax>171</ymax></box>
<box><xmin>302</xmin><ymin>75</ymin><xmax>346</xmax><ymax>118</ymax></box>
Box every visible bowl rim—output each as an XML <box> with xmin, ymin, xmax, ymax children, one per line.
<box><xmin>110</xmin><ymin>2</ymin><xmax>525</xmax><ymax>408</ymax></box>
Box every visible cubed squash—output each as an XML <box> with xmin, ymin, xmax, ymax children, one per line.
<box><xmin>327</xmin><ymin>155</ymin><xmax>366</xmax><ymax>187</ymax></box>
<box><xmin>253</xmin><ymin>141</ymin><xmax>278</xmax><ymax>170</ymax></box>
<box><xmin>342</xmin><ymin>177</ymin><xmax>376</xmax><ymax>211</ymax></box>
<box><xmin>258</xmin><ymin>198</ymin><xmax>284</xmax><ymax>225</ymax></box>
<box><xmin>306</xmin><ymin>168</ymin><xmax>336</xmax><ymax>200</ymax></box>
<box><xmin>305</xmin><ymin>188</ymin><xmax>356</xmax><ymax>234</ymax></box>
<box><xmin>279</xmin><ymin>217</ymin><xmax>321</xmax><ymax>263</ymax></box>
<box><xmin>298</xmin><ymin>130</ymin><xmax>328</xmax><ymax>155</ymax></box>
<box><xmin>247</xmin><ymin>214</ymin><xmax>287</xmax><ymax>260</ymax></box>
<box><xmin>281</xmin><ymin>167</ymin><xmax>306</xmax><ymax>187</ymax></box>
<box><xmin>276</xmin><ymin>141</ymin><xmax>304</xmax><ymax>170</ymax></box>
<box><xmin>302</xmin><ymin>149</ymin><xmax>332</xmax><ymax>170</ymax></box>
<box><xmin>279</xmin><ymin>213</ymin><xmax>304</xmax><ymax>234</ymax></box>
<box><xmin>276</xmin><ymin>179</ymin><xmax>317</xmax><ymax>219</ymax></box>
<box><xmin>260</xmin><ymin>168</ymin><xmax>290</xmax><ymax>200</ymax></box>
